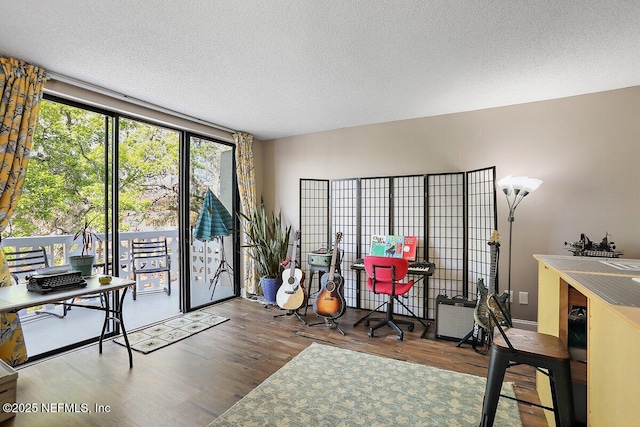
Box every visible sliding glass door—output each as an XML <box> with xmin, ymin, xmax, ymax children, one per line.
<box><xmin>187</xmin><ymin>135</ymin><xmax>236</xmax><ymax>309</ymax></box>
<box><xmin>117</xmin><ymin>117</ymin><xmax>181</xmax><ymax>329</ymax></box>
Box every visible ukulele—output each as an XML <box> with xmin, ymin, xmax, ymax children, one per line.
<box><xmin>313</xmin><ymin>232</ymin><xmax>345</xmax><ymax>318</ymax></box>
<box><xmin>276</xmin><ymin>230</ymin><xmax>305</xmax><ymax>310</ymax></box>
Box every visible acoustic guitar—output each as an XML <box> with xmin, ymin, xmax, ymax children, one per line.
<box><xmin>313</xmin><ymin>232</ymin><xmax>345</xmax><ymax>319</ymax></box>
<box><xmin>276</xmin><ymin>230</ymin><xmax>306</xmax><ymax>310</ymax></box>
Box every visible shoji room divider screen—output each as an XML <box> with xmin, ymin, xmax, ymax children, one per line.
<box><xmin>300</xmin><ymin>166</ymin><xmax>497</xmax><ymax>321</ymax></box>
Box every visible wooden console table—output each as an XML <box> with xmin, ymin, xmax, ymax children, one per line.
<box><xmin>534</xmin><ymin>254</ymin><xmax>640</xmax><ymax>426</ymax></box>
<box><xmin>0</xmin><ymin>276</ymin><xmax>135</xmax><ymax>368</ymax></box>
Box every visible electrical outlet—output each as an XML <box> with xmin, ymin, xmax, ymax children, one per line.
<box><xmin>519</xmin><ymin>291</ymin><xmax>529</xmax><ymax>305</ymax></box>
<box><xmin>509</xmin><ymin>290</ymin><xmax>513</xmax><ymax>303</ymax></box>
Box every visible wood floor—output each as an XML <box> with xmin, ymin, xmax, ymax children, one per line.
<box><xmin>4</xmin><ymin>298</ymin><xmax>548</xmax><ymax>427</ymax></box>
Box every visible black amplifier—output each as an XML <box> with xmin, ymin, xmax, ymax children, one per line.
<box><xmin>435</xmin><ymin>294</ymin><xmax>476</xmax><ymax>341</ymax></box>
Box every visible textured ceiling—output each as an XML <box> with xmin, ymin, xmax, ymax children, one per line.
<box><xmin>1</xmin><ymin>1</ymin><xmax>639</xmax><ymax>140</ymax></box>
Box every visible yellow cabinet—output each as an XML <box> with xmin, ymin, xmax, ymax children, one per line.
<box><xmin>534</xmin><ymin>255</ymin><xmax>640</xmax><ymax>426</ymax></box>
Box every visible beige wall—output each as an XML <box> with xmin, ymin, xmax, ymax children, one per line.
<box><xmin>259</xmin><ymin>86</ymin><xmax>640</xmax><ymax>321</ymax></box>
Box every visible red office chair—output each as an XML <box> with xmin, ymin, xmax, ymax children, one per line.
<box><xmin>363</xmin><ymin>256</ymin><xmax>427</xmax><ymax>341</ymax></box>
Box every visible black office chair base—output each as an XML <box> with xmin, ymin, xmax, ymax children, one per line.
<box><xmin>363</xmin><ymin>297</ymin><xmax>430</xmax><ymax>341</ymax></box>
<box><xmin>366</xmin><ymin>316</ymin><xmax>414</xmax><ymax>341</ymax></box>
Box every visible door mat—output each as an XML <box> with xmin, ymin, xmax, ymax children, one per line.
<box><xmin>114</xmin><ymin>310</ymin><xmax>228</xmax><ymax>354</ymax></box>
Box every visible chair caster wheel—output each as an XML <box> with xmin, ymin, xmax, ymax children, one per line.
<box><xmin>368</xmin><ymin>329</ymin><xmax>374</xmax><ymax>338</ymax></box>
<box><xmin>408</xmin><ymin>324</ymin><xmax>414</xmax><ymax>332</ymax></box>
<box><xmin>364</xmin><ymin>320</ymin><xmax>370</xmax><ymax>327</ymax></box>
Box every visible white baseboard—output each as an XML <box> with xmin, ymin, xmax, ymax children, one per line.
<box><xmin>512</xmin><ymin>318</ymin><xmax>537</xmax><ymax>331</ymax></box>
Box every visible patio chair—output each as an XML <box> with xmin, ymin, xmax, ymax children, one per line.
<box><xmin>130</xmin><ymin>238</ymin><xmax>172</xmax><ymax>300</ymax></box>
<box><xmin>3</xmin><ymin>247</ymin><xmax>69</xmax><ymax>318</ymax></box>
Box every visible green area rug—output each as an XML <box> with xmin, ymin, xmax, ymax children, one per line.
<box><xmin>114</xmin><ymin>310</ymin><xmax>228</xmax><ymax>354</ymax></box>
<box><xmin>209</xmin><ymin>342</ymin><xmax>522</xmax><ymax>427</ymax></box>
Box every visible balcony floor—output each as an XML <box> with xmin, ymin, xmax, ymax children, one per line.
<box><xmin>19</xmin><ymin>285</ymin><xmax>181</xmax><ymax>358</ymax></box>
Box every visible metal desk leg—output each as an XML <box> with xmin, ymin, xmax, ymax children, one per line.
<box><xmin>99</xmin><ymin>291</ymin><xmax>110</xmax><ymax>354</ymax></box>
<box><xmin>98</xmin><ymin>288</ymin><xmax>133</xmax><ymax>369</ymax></box>
<box><xmin>116</xmin><ymin>287</ymin><xmax>133</xmax><ymax>368</ymax></box>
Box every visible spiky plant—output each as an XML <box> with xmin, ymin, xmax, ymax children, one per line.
<box><xmin>74</xmin><ymin>216</ymin><xmax>101</xmax><ymax>256</ymax></box>
<box><xmin>239</xmin><ymin>199</ymin><xmax>291</xmax><ymax>279</ymax></box>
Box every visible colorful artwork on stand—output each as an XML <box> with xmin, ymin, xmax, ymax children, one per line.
<box><xmin>369</xmin><ymin>235</ymin><xmax>418</xmax><ymax>260</ymax></box>
<box><xmin>402</xmin><ymin>235</ymin><xmax>417</xmax><ymax>261</ymax></box>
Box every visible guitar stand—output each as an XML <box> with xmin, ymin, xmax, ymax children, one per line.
<box><xmin>308</xmin><ymin>317</ymin><xmax>345</xmax><ymax>335</ymax></box>
<box><xmin>274</xmin><ymin>309</ymin><xmax>308</xmax><ymax>325</ymax></box>
<box><xmin>456</xmin><ymin>329</ymin><xmax>474</xmax><ymax>347</ymax></box>
<box><xmin>456</xmin><ymin>325</ymin><xmax>489</xmax><ymax>354</ymax></box>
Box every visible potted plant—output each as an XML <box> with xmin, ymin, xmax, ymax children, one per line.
<box><xmin>239</xmin><ymin>198</ymin><xmax>291</xmax><ymax>303</ymax></box>
<box><xmin>68</xmin><ymin>216</ymin><xmax>101</xmax><ymax>277</ymax></box>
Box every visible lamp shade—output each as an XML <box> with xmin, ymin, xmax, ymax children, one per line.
<box><xmin>497</xmin><ymin>175</ymin><xmax>542</xmax><ymax>196</ymax></box>
<box><xmin>497</xmin><ymin>175</ymin><xmax>513</xmax><ymax>195</ymax></box>
<box><xmin>523</xmin><ymin>178</ymin><xmax>542</xmax><ymax>193</ymax></box>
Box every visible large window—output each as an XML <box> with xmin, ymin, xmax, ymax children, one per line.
<box><xmin>2</xmin><ymin>95</ymin><xmax>237</xmax><ymax>360</ymax></box>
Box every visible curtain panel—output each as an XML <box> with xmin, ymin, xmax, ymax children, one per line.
<box><xmin>0</xmin><ymin>56</ymin><xmax>47</xmax><ymax>365</ymax></box>
<box><xmin>233</xmin><ymin>132</ymin><xmax>258</xmax><ymax>296</ymax></box>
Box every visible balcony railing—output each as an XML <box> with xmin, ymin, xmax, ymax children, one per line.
<box><xmin>2</xmin><ymin>230</ymin><xmax>180</xmax><ymax>293</ymax></box>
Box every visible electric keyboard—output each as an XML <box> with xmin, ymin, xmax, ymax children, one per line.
<box><xmin>351</xmin><ymin>259</ymin><xmax>436</xmax><ymax>276</ymax></box>
<box><xmin>27</xmin><ymin>271</ymin><xmax>87</xmax><ymax>294</ymax></box>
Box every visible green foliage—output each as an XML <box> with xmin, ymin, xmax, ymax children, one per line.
<box><xmin>7</xmin><ymin>100</ymin><xmax>180</xmax><ymax>237</ymax></box>
<box><xmin>11</xmin><ymin>101</ymin><xmax>107</xmax><ymax>235</ymax></box>
<box><xmin>239</xmin><ymin>199</ymin><xmax>291</xmax><ymax>278</ymax></box>
<box><xmin>6</xmin><ymin>98</ymin><xmax>232</xmax><ymax>243</ymax></box>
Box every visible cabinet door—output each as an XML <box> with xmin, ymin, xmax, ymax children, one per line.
<box><xmin>537</xmin><ymin>262</ymin><xmax>568</xmax><ymax>341</ymax></box>
<box><xmin>588</xmin><ymin>298</ymin><xmax>640</xmax><ymax>425</ymax></box>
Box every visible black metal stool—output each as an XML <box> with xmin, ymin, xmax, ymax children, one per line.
<box><xmin>480</xmin><ymin>295</ymin><xmax>575</xmax><ymax>426</ymax></box>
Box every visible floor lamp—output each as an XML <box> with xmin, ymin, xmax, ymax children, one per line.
<box><xmin>497</xmin><ymin>175</ymin><xmax>542</xmax><ymax>310</ymax></box>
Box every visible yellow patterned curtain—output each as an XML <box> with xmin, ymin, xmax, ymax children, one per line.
<box><xmin>0</xmin><ymin>57</ymin><xmax>47</xmax><ymax>366</ymax></box>
<box><xmin>233</xmin><ymin>132</ymin><xmax>258</xmax><ymax>296</ymax></box>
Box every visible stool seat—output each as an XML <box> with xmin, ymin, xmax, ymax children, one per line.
<box><xmin>493</xmin><ymin>328</ymin><xmax>570</xmax><ymax>360</ymax></box>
